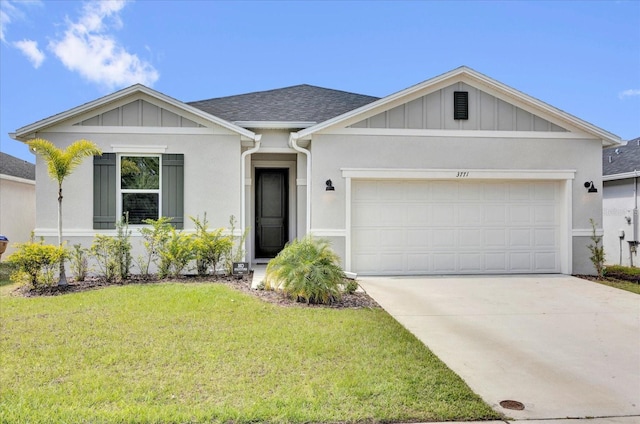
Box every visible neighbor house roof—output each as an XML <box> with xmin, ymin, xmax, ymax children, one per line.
<box><xmin>0</xmin><ymin>152</ymin><xmax>35</xmax><ymax>180</ymax></box>
<box><xmin>603</xmin><ymin>137</ymin><xmax>640</xmax><ymax>180</ymax></box>
<box><xmin>188</xmin><ymin>84</ymin><xmax>379</xmax><ymax>128</ymax></box>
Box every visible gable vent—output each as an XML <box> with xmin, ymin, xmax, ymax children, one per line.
<box><xmin>454</xmin><ymin>91</ymin><xmax>469</xmax><ymax>120</ymax></box>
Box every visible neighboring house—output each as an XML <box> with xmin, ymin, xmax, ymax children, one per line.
<box><xmin>11</xmin><ymin>66</ymin><xmax>620</xmax><ymax>276</ymax></box>
<box><xmin>0</xmin><ymin>152</ymin><xmax>36</xmax><ymax>259</ymax></box>
<box><xmin>602</xmin><ymin>137</ymin><xmax>640</xmax><ymax>267</ymax></box>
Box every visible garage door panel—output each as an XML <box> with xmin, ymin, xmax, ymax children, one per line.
<box><xmin>510</xmin><ymin>228</ymin><xmax>532</xmax><ymax>247</ymax></box>
<box><xmin>459</xmin><ymin>253</ymin><xmax>483</xmax><ymax>272</ymax></box>
<box><xmin>484</xmin><ymin>205</ymin><xmax>507</xmax><ymax>224</ymax></box>
<box><xmin>459</xmin><ymin>205</ymin><xmax>483</xmax><ymax>225</ymax></box>
<box><xmin>510</xmin><ymin>252</ymin><xmax>533</xmax><ymax>271</ymax></box>
<box><xmin>407</xmin><ymin>204</ymin><xmax>430</xmax><ymax>225</ymax></box>
<box><xmin>380</xmin><ymin>229</ymin><xmax>406</xmax><ymax>248</ymax></box>
<box><xmin>352</xmin><ymin>204</ymin><xmax>379</xmax><ymax>226</ymax></box>
<box><xmin>433</xmin><ymin>229</ymin><xmax>456</xmax><ymax>248</ymax></box>
<box><xmin>407</xmin><ymin>255</ymin><xmax>431</xmax><ymax>273</ymax></box>
<box><xmin>352</xmin><ymin>229</ymin><xmax>380</xmax><ymax>250</ymax></box>
<box><xmin>484</xmin><ymin>228</ymin><xmax>507</xmax><ymax>247</ymax></box>
<box><xmin>433</xmin><ymin>253</ymin><xmax>456</xmax><ymax>273</ymax></box>
<box><xmin>432</xmin><ymin>205</ymin><xmax>456</xmax><ymax>225</ymax></box>
<box><xmin>534</xmin><ymin>205</ymin><xmax>557</xmax><ymax>224</ymax></box>
<box><xmin>534</xmin><ymin>228</ymin><xmax>556</xmax><ymax>247</ymax></box>
<box><xmin>352</xmin><ymin>180</ymin><xmax>561</xmax><ymax>275</ymax></box>
<box><xmin>459</xmin><ymin>228</ymin><xmax>482</xmax><ymax>247</ymax></box>
<box><xmin>380</xmin><ymin>254</ymin><xmax>405</xmax><ymax>273</ymax></box>
<box><xmin>407</xmin><ymin>230</ymin><xmax>430</xmax><ymax>248</ymax></box>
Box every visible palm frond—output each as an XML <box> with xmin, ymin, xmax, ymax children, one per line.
<box><xmin>27</xmin><ymin>138</ymin><xmax>102</xmax><ymax>184</ymax></box>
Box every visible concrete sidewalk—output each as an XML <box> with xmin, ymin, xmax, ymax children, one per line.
<box><xmin>443</xmin><ymin>419</ymin><xmax>638</xmax><ymax>424</ymax></box>
<box><xmin>358</xmin><ymin>275</ymin><xmax>640</xmax><ymax>421</ymax></box>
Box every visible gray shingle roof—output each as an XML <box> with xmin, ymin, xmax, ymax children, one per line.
<box><xmin>603</xmin><ymin>137</ymin><xmax>640</xmax><ymax>176</ymax></box>
<box><xmin>0</xmin><ymin>152</ymin><xmax>35</xmax><ymax>180</ymax></box>
<box><xmin>187</xmin><ymin>84</ymin><xmax>379</xmax><ymax>124</ymax></box>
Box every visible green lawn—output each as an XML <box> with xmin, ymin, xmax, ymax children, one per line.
<box><xmin>0</xmin><ymin>281</ymin><xmax>499</xmax><ymax>423</ymax></box>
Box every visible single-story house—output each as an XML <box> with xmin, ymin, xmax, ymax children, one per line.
<box><xmin>602</xmin><ymin>137</ymin><xmax>640</xmax><ymax>267</ymax></box>
<box><xmin>0</xmin><ymin>152</ymin><xmax>36</xmax><ymax>259</ymax></box>
<box><xmin>11</xmin><ymin>66</ymin><xmax>620</xmax><ymax>275</ymax></box>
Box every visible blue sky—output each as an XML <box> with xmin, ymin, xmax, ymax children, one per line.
<box><xmin>1</xmin><ymin>0</ymin><xmax>639</xmax><ymax>163</ymax></box>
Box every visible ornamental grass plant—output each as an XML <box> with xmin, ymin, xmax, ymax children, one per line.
<box><xmin>265</xmin><ymin>236</ymin><xmax>345</xmax><ymax>304</ymax></box>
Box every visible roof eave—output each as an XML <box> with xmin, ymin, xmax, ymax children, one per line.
<box><xmin>233</xmin><ymin>121</ymin><xmax>317</xmax><ymax>130</ymax></box>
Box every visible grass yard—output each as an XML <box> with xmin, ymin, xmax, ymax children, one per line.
<box><xmin>0</xmin><ymin>281</ymin><xmax>499</xmax><ymax>423</ymax></box>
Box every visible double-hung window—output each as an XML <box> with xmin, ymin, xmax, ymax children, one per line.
<box><xmin>94</xmin><ymin>153</ymin><xmax>184</xmax><ymax>229</ymax></box>
<box><xmin>119</xmin><ymin>155</ymin><xmax>160</xmax><ymax>224</ymax></box>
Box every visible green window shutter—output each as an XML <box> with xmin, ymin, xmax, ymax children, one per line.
<box><xmin>162</xmin><ymin>154</ymin><xmax>184</xmax><ymax>229</ymax></box>
<box><xmin>93</xmin><ymin>153</ymin><xmax>117</xmax><ymax>229</ymax></box>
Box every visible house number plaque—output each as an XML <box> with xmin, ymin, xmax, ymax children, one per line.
<box><xmin>456</xmin><ymin>171</ymin><xmax>470</xmax><ymax>178</ymax></box>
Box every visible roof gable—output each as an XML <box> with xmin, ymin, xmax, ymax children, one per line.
<box><xmin>349</xmin><ymin>81</ymin><xmax>568</xmax><ymax>132</ymax></box>
<box><xmin>295</xmin><ymin>66</ymin><xmax>621</xmax><ymax>146</ymax></box>
<box><xmin>188</xmin><ymin>84</ymin><xmax>379</xmax><ymax>126</ymax></box>
<box><xmin>73</xmin><ymin>99</ymin><xmax>204</xmax><ymax>128</ymax></box>
<box><xmin>13</xmin><ymin>84</ymin><xmax>258</xmax><ymax>141</ymax></box>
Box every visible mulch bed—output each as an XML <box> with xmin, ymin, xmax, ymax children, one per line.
<box><xmin>13</xmin><ymin>273</ymin><xmax>381</xmax><ymax>309</ymax></box>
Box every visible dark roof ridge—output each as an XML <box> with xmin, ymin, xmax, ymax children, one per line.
<box><xmin>188</xmin><ymin>83</ymin><xmax>376</xmax><ymax>103</ymax></box>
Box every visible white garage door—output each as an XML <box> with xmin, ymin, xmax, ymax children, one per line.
<box><xmin>351</xmin><ymin>180</ymin><xmax>561</xmax><ymax>275</ymax></box>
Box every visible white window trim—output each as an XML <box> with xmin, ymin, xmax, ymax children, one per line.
<box><xmin>117</xmin><ymin>153</ymin><xmax>162</xmax><ymax>225</ymax></box>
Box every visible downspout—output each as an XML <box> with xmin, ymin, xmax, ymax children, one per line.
<box><xmin>240</xmin><ymin>135</ymin><xmax>262</xmax><ymax>261</ymax></box>
<box><xmin>289</xmin><ymin>133</ymin><xmax>311</xmax><ymax>235</ymax></box>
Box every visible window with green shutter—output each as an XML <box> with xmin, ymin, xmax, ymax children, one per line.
<box><xmin>93</xmin><ymin>153</ymin><xmax>183</xmax><ymax>229</ymax></box>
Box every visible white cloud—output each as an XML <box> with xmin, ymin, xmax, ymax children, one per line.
<box><xmin>13</xmin><ymin>39</ymin><xmax>45</xmax><ymax>68</ymax></box>
<box><xmin>0</xmin><ymin>1</ymin><xmax>17</xmax><ymax>43</ymax></box>
<box><xmin>49</xmin><ymin>0</ymin><xmax>159</xmax><ymax>90</ymax></box>
<box><xmin>619</xmin><ymin>89</ymin><xmax>640</xmax><ymax>100</ymax></box>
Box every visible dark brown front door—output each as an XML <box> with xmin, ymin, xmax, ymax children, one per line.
<box><xmin>255</xmin><ymin>168</ymin><xmax>288</xmax><ymax>258</ymax></box>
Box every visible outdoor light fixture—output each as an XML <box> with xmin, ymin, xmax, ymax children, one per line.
<box><xmin>325</xmin><ymin>179</ymin><xmax>335</xmax><ymax>191</ymax></box>
<box><xmin>584</xmin><ymin>181</ymin><xmax>598</xmax><ymax>193</ymax></box>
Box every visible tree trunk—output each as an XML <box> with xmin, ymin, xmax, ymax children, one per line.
<box><xmin>57</xmin><ymin>184</ymin><xmax>67</xmax><ymax>286</ymax></box>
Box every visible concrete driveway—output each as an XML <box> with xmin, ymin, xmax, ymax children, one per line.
<box><xmin>357</xmin><ymin>275</ymin><xmax>640</xmax><ymax>420</ymax></box>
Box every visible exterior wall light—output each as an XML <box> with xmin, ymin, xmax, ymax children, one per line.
<box><xmin>584</xmin><ymin>181</ymin><xmax>598</xmax><ymax>193</ymax></box>
<box><xmin>325</xmin><ymin>179</ymin><xmax>335</xmax><ymax>191</ymax></box>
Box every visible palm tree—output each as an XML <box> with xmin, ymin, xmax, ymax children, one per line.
<box><xmin>27</xmin><ymin>138</ymin><xmax>102</xmax><ymax>286</ymax></box>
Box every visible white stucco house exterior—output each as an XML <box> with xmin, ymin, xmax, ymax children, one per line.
<box><xmin>602</xmin><ymin>137</ymin><xmax>640</xmax><ymax>267</ymax></box>
<box><xmin>11</xmin><ymin>66</ymin><xmax>620</xmax><ymax>275</ymax></box>
<box><xmin>0</xmin><ymin>152</ymin><xmax>36</xmax><ymax>259</ymax></box>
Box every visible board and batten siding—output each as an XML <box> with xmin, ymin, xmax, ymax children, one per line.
<box><xmin>349</xmin><ymin>82</ymin><xmax>567</xmax><ymax>132</ymax></box>
<box><xmin>93</xmin><ymin>153</ymin><xmax>184</xmax><ymax>229</ymax></box>
<box><xmin>75</xmin><ymin>100</ymin><xmax>202</xmax><ymax>128</ymax></box>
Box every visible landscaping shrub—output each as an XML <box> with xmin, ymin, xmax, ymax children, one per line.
<box><xmin>158</xmin><ymin>229</ymin><xmax>195</xmax><ymax>278</ymax></box>
<box><xmin>603</xmin><ymin>265</ymin><xmax>640</xmax><ymax>283</ymax></box>
<box><xmin>69</xmin><ymin>244</ymin><xmax>89</xmax><ymax>282</ymax></box>
<box><xmin>90</xmin><ymin>219</ymin><xmax>132</xmax><ymax>282</ymax></box>
<box><xmin>587</xmin><ymin>218</ymin><xmax>605</xmax><ymax>278</ymax></box>
<box><xmin>265</xmin><ymin>236</ymin><xmax>345</xmax><ymax>304</ymax></box>
<box><xmin>138</xmin><ymin>217</ymin><xmax>173</xmax><ymax>277</ymax></box>
<box><xmin>7</xmin><ymin>239</ymin><xmax>66</xmax><ymax>288</ymax></box>
<box><xmin>191</xmin><ymin>214</ymin><xmax>233</xmax><ymax>275</ymax></box>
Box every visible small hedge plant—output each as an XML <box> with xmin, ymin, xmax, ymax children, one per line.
<box><xmin>7</xmin><ymin>239</ymin><xmax>67</xmax><ymax>288</ymax></box>
<box><xmin>265</xmin><ymin>236</ymin><xmax>346</xmax><ymax>305</ymax></box>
